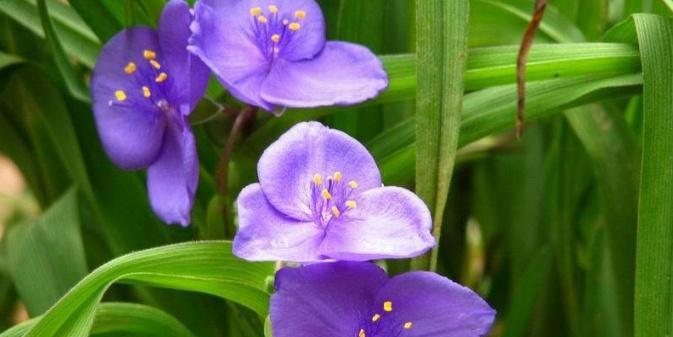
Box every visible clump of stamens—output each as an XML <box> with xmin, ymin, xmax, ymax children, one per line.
<box><xmin>247</xmin><ymin>5</ymin><xmax>308</xmax><ymax>60</ymax></box>
<box><xmin>309</xmin><ymin>171</ymin><xmax>358</xmax><ymax>226</ymax></box>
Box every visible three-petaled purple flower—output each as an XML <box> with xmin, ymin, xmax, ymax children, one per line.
<box><xmin>91</xmin><ymin>0</ymin><xmax>209</xmax><ymax>226</ymax></box>
<box><xmin>272</xmin><ymin>262</ymin><xmax>496</xmax><ymax>337</ymax></box>
<box><xmin>234</xmin><ymin>122</ymin><xmax>435</xmax><ymax>262</ymax></box>
<box><xmin>189</xmin><ymin>0</ymin><xmax>388</xmax><ymax>113</ymax></box>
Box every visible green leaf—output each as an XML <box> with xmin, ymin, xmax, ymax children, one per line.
<box><xmin>411</xmin><ymin>0</ymin><xmax>469</xmax><ymax>271</ymax></box>
<box><xmin>371</xmin><ymin>73</ymin><xmax>642</xmax><ymax>184</ymax></box>
<box><xmin>67</xmin><ymin>0</ymin><xmax>122</xmax><ymax>42</ymax></box>
<box><xmin>565</xmin><ymin>105</ymin><xmax>638</xmax><ymax>337</ymax></box>
<box><xmin>10</xmin><ymin>241</ymin><xmax>272</xmax><ymax>337</ymax></box>
<box><xmin>2</xmin><ymin>302</ymin><xmax>196</xmax><ymax>337</ymax></box>
<box><xmin>631</xmin><ymin>14</ymin><xmax>673</xmax><ymax>337</ymax></box>
<box><xmin>36</xmin><ymin>0</ymin><xmax>90</xmax><ymax>102</ymax></box>
<box><xmin>502</xmin><ymin>247</ymin><xmax>552</xmax><ymax>337</ymax></box>
<box><xmin>244</xmin><ymin>43</ymin><xmax>641</xmax><ymax>157</ymax></box>
<box><xmin>473</xmin><ymin>0</ymin><xmax>584</xmax><ymax>44</ymax></box>
<box><xmin>0</xmin><ymin>0</ymin><xmax>100</xmax><ymax>68</ymax></box>
<box><xmin>4</xmin><ymin>188</ymin><xmax>87</xmax><ymax>316</ymax></box>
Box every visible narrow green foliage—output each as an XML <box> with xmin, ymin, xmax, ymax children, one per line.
<box><xmin>631</xmin><ymin>14</ymin><xmax>673</xmax><ymax>337</ymax></box>
<box><xmin>4</xmin><ymin>189</ymin><xmax>87</xmax><ymax>316</ymax></box>
<box><xmin>67</xmin><ymin>0</ymin><xmax>122</xmax><ymax>41</ymax></box>
<box><xmin>412</xmin><ymin>0</ymin><xmax>469</xmax><ymax>271</ymax></box>
<box><xmin>36</xmin><ymin>0</ymin><xmax>90</xmax><ymax>102</ymax></box>
<box><xmin>13</xmin><ymin>241</ymin><xmax>272</xmax><ymax>337</ymax></box>
<box><xmin>1</xmin><ymin>303</ymin><xmax>197</xmax><ymax>337</ymax></box>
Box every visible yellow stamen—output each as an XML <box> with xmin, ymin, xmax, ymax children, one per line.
<box><xmin>268</xmin><ymin>5</ymin><xmax>278</xmax><ymax>13</ymax></box>
<box><xmin>295</xmin><ymin>10</ymin><xmax>306</xmax><ymax>19</ymax></box>
<box><xmin>333</xmin><ymin>171</ymin><xmax>342</xmax><ymax>181</ymax></box>
<box><xmin>155</xmin><ymin>72</ymin><xmax>168</xmax><ymax>83</ymax></box>
<box><xmin>358</xmin><ymin>329</ymin><xmax>366</xmax><ymax>337</ymax></box>
<box><xmin>114</xmin><ymin>90</ymin><xmax>127</xmax><ymax>102</ymax></box>
<box><xmin>313</xmin><ymin>174</ymin><xmax>322</xmax><ymax>185</ymax></box>
<box><xmin>346</xmin><ymin>200</ymin><xmax>357</xmax><ymax>209</ymax></box>
<box><xmin>142</xmin><ymin>86</ymin><xmax>151</xmax><ymax>98</ymax></box>
<box><xmin>149</xmin><ymin>59</ymin><xmax>161</xmax><ymax>70</ymax></box>
<box><xmin>288</xmin><ymin>22</ymin><xmax>301</xmax><ymax>31</ymax></box>
<box><xmin>258</xmin><ymin>15</ymin><xmax>268</xmax><ymax>23</ymax></box>
<box><xmin>321</xmin><ymin>189</ymin><xmax>332</xmax><ymax>200</ymax></box>
<box><xmin>143</xmin><ymin>50</ymin><xmax>156</xmax><ymax>60</ymax></box>
<box><xmin>371</xmin><ymin>314</ymin><xmax>381</xmax><ymax>322</ymax></box>
<box><xmin>403</xmin><ymin>322</ymin><xmax>413</xmax><ymax>329</ymax></box>
<box><xmin>124</xmin><ymin>62</ymin><xmax>137</xmax><ymax>74</ymax></box>
<box><xmin>331</xmin><ymin>206</ymin><xmax>341</xmax><ymax>217</ymax></box>
<box><xmin>250</xmin><ymin>7</ymin><xmax>262</xmax><ymax>16</ymax></box>
<box><xmin>383</xmin><ymin>301</ymin><xmax>393</xmax><ymax>312</ymax></box>
<box><xmin>348</xmin><ymin>180</ymin><xmax>358</xmax><ymax>189</ymax></box>
<box><xmin>271</xmin><ymin>34</ymin><xmax>281</xmax><ymax>43</ymax></box>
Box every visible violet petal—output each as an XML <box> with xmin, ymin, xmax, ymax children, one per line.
<box><xmin>373</xmin><ymin>271</ymin><xmax>496</xmax><ymax>337</ymax></box>
<box><xmin>147</xmin><ymin>116</ymin><xmax>198</xmax><ymax>226</ymax></box>
<box><xmin>234</xmin><ymin>184</ymin><xmax>324</xmax><ymax>262</ymax></box>
<box><xmin>257</xmin><ymin>122</ymin><xmax>381</xmax><ymax>220</ymax></box>
<box><xmin>91</xmin><ymin>27</ymin><xmax>166</xmax><ymax>170</ymax></box>
<box><xmin>320</xmin><ymin>186</ymin><xmax>435</xmax><ymax>261</ymax></box>
<box><xmin>260</xmin><ymin>41</ymin><xmax>388</xmax><ymax>108</ymax></box>
<box><xmin>271</xmin><ymin>262</ymin><xmax>387</xmax><ymax>337</ymax></box>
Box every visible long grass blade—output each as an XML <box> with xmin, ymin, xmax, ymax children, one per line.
<box><xmin>411</xmin><ymin>0</ymin><xmax>469</xmax><ymax>271</ymax></box>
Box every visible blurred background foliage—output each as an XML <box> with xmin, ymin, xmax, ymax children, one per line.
<box><xmin>0</xmin><ymin>0</ymin><xmax>671</xmax><ymax>336</ymax></box>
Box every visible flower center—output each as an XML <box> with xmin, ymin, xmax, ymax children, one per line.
<box><xmin>109</xmin><ymin>49</ymin><xmax>172</xmax><ymax>112</ymax></box>
<box><xmin>309</xmin><ymin>171</ymin><xmax>358</xmax><ymax>227</ymax></box>
<box><xmin>248</xmin><ymin>5</ymin><xmax>307</xmax><ymax>61</ymax></box>
<box><xmin>357</xmin><ymin>301</ymin><xmax>414</xmax><ymax>337</ymax></box>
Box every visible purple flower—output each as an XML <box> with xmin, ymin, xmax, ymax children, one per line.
<box><xmin>233</xmin><ymin>122</ymin><xmax>435</xmax><ymax>262</ymax></box>
<box><xmin>91</xmin><ymin>0</ymin><xmax>210</xmax><ymax>226</ymax></box>
<box><xmin>271</xmin><ymin>262</ymin><xmax>496</xmax><ymax>337</ymax></box>
<box><xmin>188</xmin><ymin>0</ymin><xmax>388</xmax><ymax>113</ymax></box>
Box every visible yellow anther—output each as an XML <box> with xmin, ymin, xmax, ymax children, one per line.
<box><xmin>149</xmin><ymin>59</ymin><xmax>161</xmax><ymax>69</ymax></box>
<box><xmin>321</xmin><ymin>189</ymin><xmax>332</xmax><ymax>200</ymax></box>
<box><xmin>383</xmin><ymin>301</ymin><xmax>393</xmax><ymax>312</ymax></box>
<box><xmin>155</xmin><ymin>72</ymin><xmax>168</xmax><ymax>83</ymax></box>
<box><xmin>371</xmin><ymin>314</ymin><xmax>381</xmax><ymax>322</ymax></box>
<box><xmin>250</xmin><ymin>7</ymin><xmax>262</xmax><ymax>16</ymax></box>
<box><xmin>142</xmin><ymin>86</ymin><xmax>151</xmax><ymax>98</ymax></box>
<box><xmin>346</xmin><ymin>200</ymin><xmax>357</xmax><ymax>209</ymax></box>
<box><xmin>295</xmin><ymin>10</ymin><xmax>306</xmax><ymax>19</ymax></box>
<box><xmin>124</xmin><ymin>62</ymin><xmax>137</xmax><ymax>74</ymax></box>
<box><xmin>288</xmin><ymin>22</ymin><xmax>301</xmax><ymax>31</ymax></box>
<box><xmin>268</xmin><ymin>5</ymin><xmax>278</xmax><ymax>13</ymax></box>
<box><xmin>331</xmin><ymin>206</ymin><xmax>341</xmax><ymax>217</ymax></box>
<box><xmin>358</xmin><ymin>329</ymin><xmax>366</xmax><ymax>337</ymax></box>
<box><xmin>258</xmin><ymin>15</ymin><xmax>268</xmax><ymax>23</ymax></box>
<box><xmin>333</xmin><ymin>171</ymin><xmax>342</xmax><ymax>181</ymax></box>
<box><xmin>114</xmin><ymin>90</ymin><xmax>127</xmax><ymax>102</ymax></box>
<box><xmin>403</xmin><ymin>322</ymin><xmax>413</xmax><ymax>329</ymax></box>
<box><xmin>313</xmin><ymin>174</ymin><xmax>322</xmax><ymax>185</ymax></box>
<box><xmin>348</xmin><ymin>180</ymin><xmax>358</xmax><ymax>189</ymax></box>
<box><xmin>271</xmin><ymin>34</ymin><xmax>281</xmax><ymax>43</ymax></box>
<box><xmin>143</xmin><ymin>50</ymin><xmax>156</xmax><ymax>60</ymax></box>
